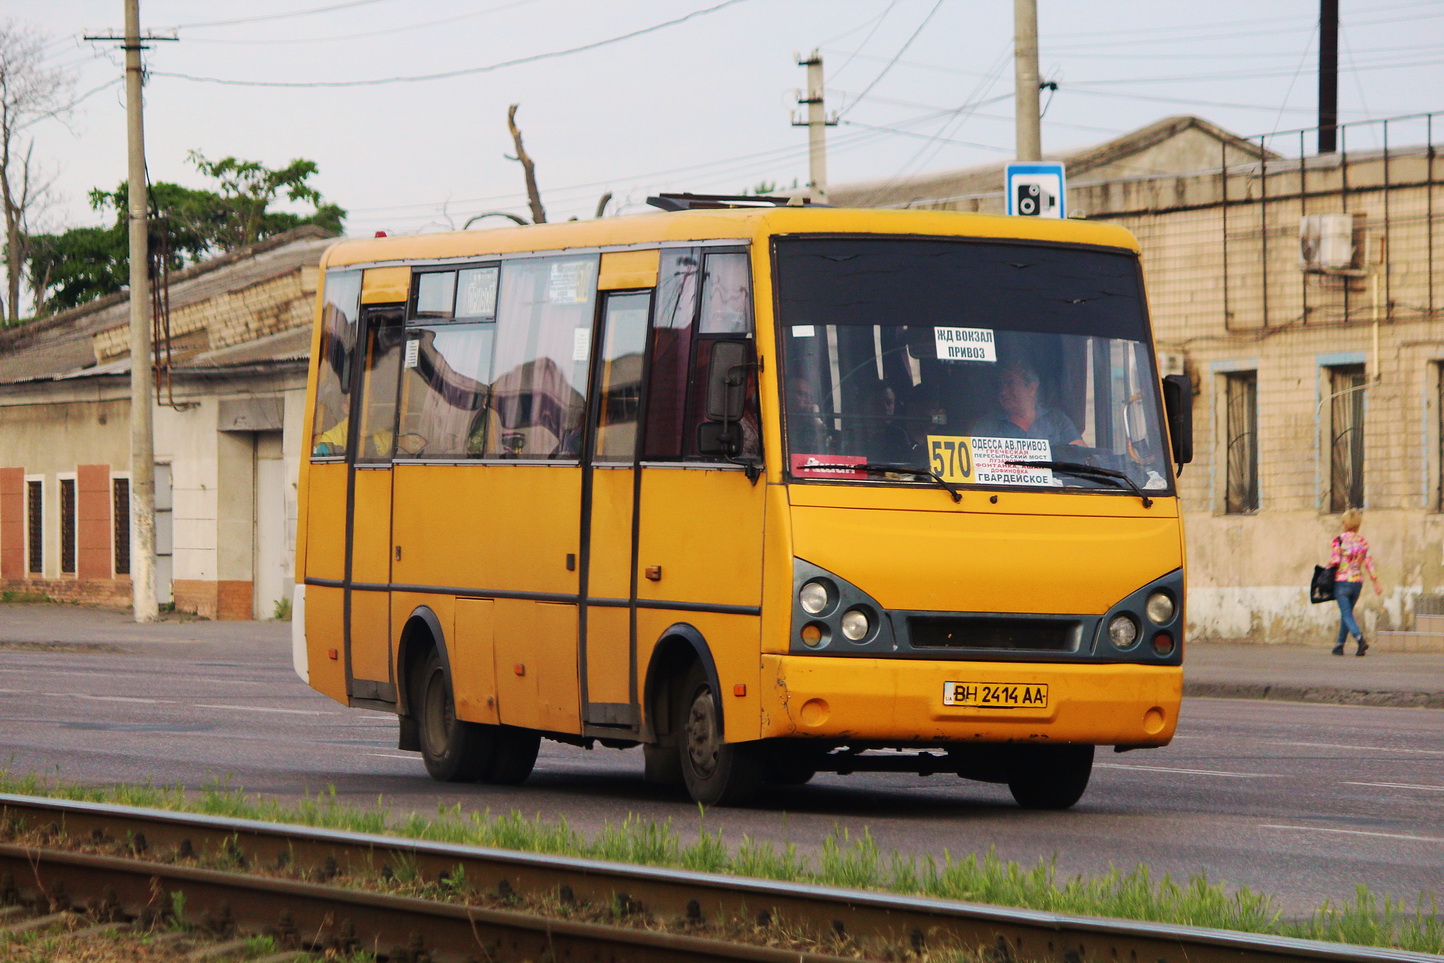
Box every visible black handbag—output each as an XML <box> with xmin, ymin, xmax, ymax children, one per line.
<box><xmin>1310</xmin><ymin>563</ymin><xmax>1338</xmax><ymax>603</ymax></box>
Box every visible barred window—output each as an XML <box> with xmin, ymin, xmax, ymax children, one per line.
<box><xmin>59</xmin><ymin>478</ymin><xmax>76</xmax><ymax>575</ymax></box>
<box><xmin>113</xmin><ymin>478</ymin><xmax>131</xmax><ymax>576</ymax></box>
<box><xmin>1224</xmin><ymin>372</ymin><xmax>1258</xmax><ymax>514</ymax></box>
<box><xmin>1328</xmin><ymin>364</ymin><xmax>1366</xmax><ymax>513</ymax></box>
<box><xmin>26</xmin><ymin>480</ymin><xmax>42</xmax><ymax>574</ymax></box>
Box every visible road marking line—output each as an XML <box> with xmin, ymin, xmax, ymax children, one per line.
<box><xmin>192</xmin><ymin>704</ymin><xmax>330</xmax><ymax>716</ymax></box>
<box><xmin>1271</xmin><ymin>740</ymin><xmax>1444</xmax><ymax>757</ymax></box>
<box><xmin>1260</xmin><ymin>824</ymin><xmax>1444</xmax><ymax>844</ymax></box>
<box><xmin>1344</xmin><ymin>781</ymin><xmax>1444</xmax><ymax>793</ymax></box>
<box><xmin>1096</xmin><ymin>764</ymin><xmax>1279</xmax><ymax>778</ymax></box>
<box><xmin>364</xmin><ymin>752</ymin><xmax>416</xmax><ymax>760</ymax></box>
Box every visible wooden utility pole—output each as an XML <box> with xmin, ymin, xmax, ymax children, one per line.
<box><xmin>1013</xmin><ymin>0</ymin><xmax>1042</xmax><ymax>161</ymax></box>
<box><xmin>124</xmin><ymin>0</ymin><xmax>157</xmax><ymax>622</ymax></box>
<box><xmin>506</xmin><ymin>104</ymin><xmax>546</xmax><ymax>224</ymax></box>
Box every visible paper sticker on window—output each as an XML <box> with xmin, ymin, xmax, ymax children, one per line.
<box><xmin>548</xmin><ymin>260</ymin><xmax>594</xmax><ymax>304</ymax></box>
<box><xmin>457</xmin><ymin>266</ymin><xmax>498</xmax><ymax>317</ymax></box>
<box><xmin>927</xmin><ymin>435</ymin><xmax>1054</xmax><ymax>486</ymax></box>
<box><xmin>934</xmin><ymin>327</ymin><xmax>996</xmax><ymax>362</ymax></box>
<box><xmin>792</xmin><ymin>325</ymin><xmax>815</xmax><ymax>337</ymax></box>
<box><xmin>573</xmin><ymin>328</ymin><xmax>591</xmax><ymax>362</ymax></box>
<box><xmin>404</xmin><ymin>338</ymin><xmax>420</xmax><ymax>369</ymax></box>
<box><xmin>968</xmin><ymin>436</ymin><xmax>1053</xmax><ymax>485</ymax></box>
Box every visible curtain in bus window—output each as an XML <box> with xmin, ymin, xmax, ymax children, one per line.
<box><xmin>310</xmin><ymin>269</ymin><xmax>362</xmax><ymax>456</ymax></box>
<box><xmin>396</xmin><ymin>324</ymin><xmax>495</xmax><ymax>458</ymax></box>
<box><xmin>698</xmin><ymin>252</ymin><xmax>752</xmax><ymax>335</ymax></box>
<box><xmin>490</xmin><ymin>255</ymin><xmax>598</xmax><ymax>459</ymax></box>
<box><xmin>643</xmin><ymin>251</ymin><xmax>701</xmax><ymax>460</ymax></box>
<box><xmin>643</xmin><ymin>250</ymin><xmax>700</xmax><ymax>460</ymax></box>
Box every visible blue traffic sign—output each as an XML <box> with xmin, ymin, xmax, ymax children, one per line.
<box><xmin>1006</xmin><ymin>162</ymin><xmax>1067</xmax><ymax>218</ymax></box>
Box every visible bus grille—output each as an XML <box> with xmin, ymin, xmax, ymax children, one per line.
<box><xmin>908</xmin><ymin>616</ymin><xmax>1078</xmax><ymax>651</ymax></box>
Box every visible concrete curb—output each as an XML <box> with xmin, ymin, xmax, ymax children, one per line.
<box><xmin>1186</xmin><ymin>681</ymin><xmax>1444</xmax><ymax>709</ymax></box>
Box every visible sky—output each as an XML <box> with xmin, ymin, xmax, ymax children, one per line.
<box><xmin>12</xmin><ymin>0</ymin><xmax>1444</xmax><ymax>257</ymax></box>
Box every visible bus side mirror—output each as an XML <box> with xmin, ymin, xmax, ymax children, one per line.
<box><xmin>696</xmin><ymin>421</ymin><xmax>741</xmax><ymax>457</ymax></box>
<box><xmin>705</xmin><ymin>340</ymin><xmax>748</xmax><ymax>421</ymax></box>
<box><xmin>1162</xmin><ymin>373</ymin><xmax>1193</xmax><ymax>468</ymax></box>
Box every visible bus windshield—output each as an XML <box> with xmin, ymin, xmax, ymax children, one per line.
<box><xmin>776</xmin><ymin>237</ymin><xmax>1173</xmax><ymax>495</ymax></box>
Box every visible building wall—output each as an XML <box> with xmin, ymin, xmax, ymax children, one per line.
<box><xmin>0</xmin><ymin>372</ymin><xmax>306</xmax><ymax>619</ymax></box>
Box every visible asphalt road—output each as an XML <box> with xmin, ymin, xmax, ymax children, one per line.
<box><xmin>0</xmin><ymin>633</ymin><xmax>1439</xmax><ymax>920</ymax></box>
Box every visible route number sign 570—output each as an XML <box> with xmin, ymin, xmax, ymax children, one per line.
<box><xmin>928</xmin><ymin>435</ymin><xmax>974</xmax><ymax>483</ymax></box>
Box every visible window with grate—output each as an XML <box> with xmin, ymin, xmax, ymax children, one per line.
<box><xmin>59</xmin><ymin>478</ymin><xmax>76</xmax><ymax>574</ymax></box>
<box><xmin>26</xmin><ymin>480</ymin><xmax>42</xmax><ymax>574</ymax></box>
<box><xmin>1328</xmin><ymin>365</ymin><xmax>1366</xmax><ymax>513</ymax></box>
<box><xmin>1224</xmin><ymin>372</ymin><xmax>1258</xmax><ymax>513</ymax></box>
<box><xmin>113</xmin><ymin>478</ymin><xmax>130</xmax><ymax>576</ymax></box>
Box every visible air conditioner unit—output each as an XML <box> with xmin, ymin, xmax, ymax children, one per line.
<box><xmin>1300</xmin><ymin>213</ymin><xmax>1363</xmax><ymax>273</ymax></box>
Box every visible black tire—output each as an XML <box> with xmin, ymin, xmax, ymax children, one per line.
<box><xmin>677</xmin><ymin>663</ymin><xmax>763</xmax><ymax>806</ymax></box>
<box><xmin>414</xmin><ymin>649</ymin><xmax>492</xmax><ymax>782</ymax></box>
<box><xmin>483</xmin><ymin>727</ymin><xmax>540</xmax><ymax>785</ymax></box>
<box><xmin>1006</xmin><ymin>743</ymin><xmax>1094</xmax><ymax>810</ymax></box>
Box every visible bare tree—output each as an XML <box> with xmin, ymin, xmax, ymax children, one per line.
<box><xmin>505</xmin><ymin>104</ymin><xmax>546</xmax><ymax>225</ymax></box>
<box><xmin>0</xmin><ymin>21</ymin><xmax>73</xmax><ymax>322</ymax></box>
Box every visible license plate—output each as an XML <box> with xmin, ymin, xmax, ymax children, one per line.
<box><xmin>942</xmin><ymin>681</ymin><xmax>1049</xmax><ymax>708</ymax></box>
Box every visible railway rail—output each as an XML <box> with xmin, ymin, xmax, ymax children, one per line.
<box><xmin>0</xmin><ymin>792</ymin><xmax>1434</xmax><ymax>963</ymax></box>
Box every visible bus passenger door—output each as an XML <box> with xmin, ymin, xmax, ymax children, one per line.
<box><xmin>346</xmin><ymin>305</ymin><xmax>405</xmax><ymax>704</ymax></box>
<box><xmin>582</xmin><ymin>287</ymin><xmax>652</xmax><ymax>730</ymax></box>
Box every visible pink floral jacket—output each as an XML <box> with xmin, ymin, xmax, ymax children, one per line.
<box><xmin>1328</xmin><ymin>531</ymin><xmax>1378</xmax><ymax>583</ymax></box>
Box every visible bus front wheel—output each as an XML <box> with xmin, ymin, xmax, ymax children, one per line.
<box><xmin>677</xmin><ymin>664</ymin><xmax>763</xmax><ymax>806</ymax></box>
<box><xmin>414</xmin><ymin>649</ymin><xmax>539</xmax><ymax>784</ymax></box>
<box><xmin>1006</xmin><ymin>744</ymin><xmax>1094</xmax><ymax>810</ymax></box>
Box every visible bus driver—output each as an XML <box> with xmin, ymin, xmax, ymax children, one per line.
<box><xmin>970</xmin><ymin>360</ymin><xmax>1084</xmax><ymax>450</ymax></box>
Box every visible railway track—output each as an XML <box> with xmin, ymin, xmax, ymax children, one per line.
<box><xmin>0</xmin><ymin>792</ymin><xmax>1434</xmax><ymax>963</ymax></box>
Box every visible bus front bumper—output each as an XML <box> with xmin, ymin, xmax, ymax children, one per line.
<box><xmin>760</xmin><ymin>654</ymin><xmax>1182</xmax><ymax>747</ymax></box>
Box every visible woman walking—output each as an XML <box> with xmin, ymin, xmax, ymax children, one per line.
<box><xmin>1329</xmin><ymin>509</ymin><xmax>1382</xmax><ymax>656</ymax></box>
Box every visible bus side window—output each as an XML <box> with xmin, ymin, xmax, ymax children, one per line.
<box><xmin>310</xmin><ymin>269</ymin><xmax>362</xmax><ymax>457</ymax></box>
<box><xmin>489</xmin><ymin>255</ymin><xmax>598</xmax><ymax>460</ymax></box>
<box><xmin>691</xmin><ymin>252</ymin><xmax>759</xmax><ymax>461</ymax></box>
<box><xmin>396</xmin><ymin>324</ymin><xmax>495</xmax><ymax>458</ymax></box>
<box><xmin>355</xmin><ymin>309</ymin><xmax>407</xmax><ymax>461</ymax></box>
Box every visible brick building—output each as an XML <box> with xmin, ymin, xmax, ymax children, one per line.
<box><xmin>831</xmin><ymin>113</ymin><xmax>1444</xmax><ymax>645</ymax></box>
<box><xmin>0</xmin><ymin>226</ymin><xmax>333</xmax><ymax>619</ymax></box>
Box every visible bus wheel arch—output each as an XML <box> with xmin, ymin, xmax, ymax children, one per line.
<box><xmin>641</xmin><ymin>624</ymin><xmax>720</xmax><ymax>746</ymax></box>
<box><xmin>396</xmin><ymin>605</ymin><xmax>448</xmax><ymax>750</ymax></box>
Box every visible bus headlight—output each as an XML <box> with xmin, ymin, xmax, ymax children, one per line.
<box><xmin>840</xmin><ymin>608</ymin><xmax>871</xmax><ymax>642</ymax></box>
<box><xmin>1108</xmin><ymin>614</ymin><xmax>1139</xmax><ymax>649</ymax></box>
<box><xmin>799</xmin><ymin>579</ymin><xmax>834</xmax><ymax>616</ymax></box>
<box><xmin>1145</xmin><ymin>591</ymin><xmax>1176</xmax><ymax>624</ymax></box>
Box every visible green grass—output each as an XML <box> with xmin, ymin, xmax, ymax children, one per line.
<box><xmin>0</xmin><ymin>591</ymin><xmax>53</xmax><ymax>604</ymax></box>
<box><xmin>0</xmin><ymin>770</ymin><xmax>1438</xmax><ymax>954</ymax></box>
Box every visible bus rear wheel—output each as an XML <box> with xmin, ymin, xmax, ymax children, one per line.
<box><xmin>677</xmin><ymin>664</ymin><xmax>762</xmax><ymax>806</ymax></box>
<box><xmin>1006</xmin><ymin>744</ymin><xmax>1094</xmax><ymax>810</ymax></box>
<box><xmin>414</xmin><ymin>649</ymin><xmax>539</xmax><ymax>785</ymax></box>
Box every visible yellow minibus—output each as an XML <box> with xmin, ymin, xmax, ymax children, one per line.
<box><xmin>293</xmin><ymin>195</ymin><xmax>1192</xmax><ymax>808</ymax></box>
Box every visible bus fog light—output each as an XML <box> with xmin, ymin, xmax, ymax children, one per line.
<box><xmin>1107</xmin><ymin>614</ymin><xmax>1139</xmax><ymax>649</ymax></box>
<box><xmin>800</xmin><ymin>622</ymin><xmax>828</xmax><ymax>647</ymax></box>
<box><xmin>1152</xmin><ymin>631</ymin><xmax>1175</xmax><ymax>657</ymax></box>
<box><xmin>840</xmin><ymin>609</ymin><xmax>871</xmax><ymax>642</ymax></box>
<box><xmin>799</xmin><ymin>580</ymin><xmax>833</xmax><ymax>615</ymax></box>
<box><xmin>1145</xmin><ymin>591</ymin><xmax>1175</xmax><ymax>624</ymax></box>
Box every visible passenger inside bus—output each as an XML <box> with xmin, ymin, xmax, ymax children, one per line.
<box><xmin>969</xmin><ymin>360</ymin><xmax>1084</xmax><ymax>450</ymax></box>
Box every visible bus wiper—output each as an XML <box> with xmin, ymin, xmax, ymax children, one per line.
<box><xmin>1005</xmin><ymin>460</ymin><xmax>1153</xmax><ymax>508</ymax></box>
<box><xmin>802</xmin><ymin>462</ymin><xmax>962</xmax><ymax>503</ymax></box>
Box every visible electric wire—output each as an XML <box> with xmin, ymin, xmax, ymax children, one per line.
<box><xmin>150</xmin><ymin>0</ymin><xmax>748</xmax><ymax>87</ymax></box>
<box><xmin>837</xmin><ymin>0</ymin><xmax>944</xmax><ymax>119</ymax></box>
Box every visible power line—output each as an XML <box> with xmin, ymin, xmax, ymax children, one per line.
<box><xmin>150</xmin><ymin>0</ymin><xmax>748</xmax><ymax>88</ymax></box>
<box><xmin>170</xmin><ymin>0</ymin><xmax>398</xmax><ymax>30</ymax></box>
<box><xmin>172</xmin><ymin>0</ymin><xmax>538</xmax><ymax>46</ymax></box>
<box><xmin>838</xmin><ymin>0</ymin><xmax>944</xmax><ymax>119</ymax></box>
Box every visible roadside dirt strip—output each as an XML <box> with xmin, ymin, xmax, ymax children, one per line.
<box><xmin>0</xmin><ymin>794</ymin><xmax>1432</xmax><ymax>963</ymax></box>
